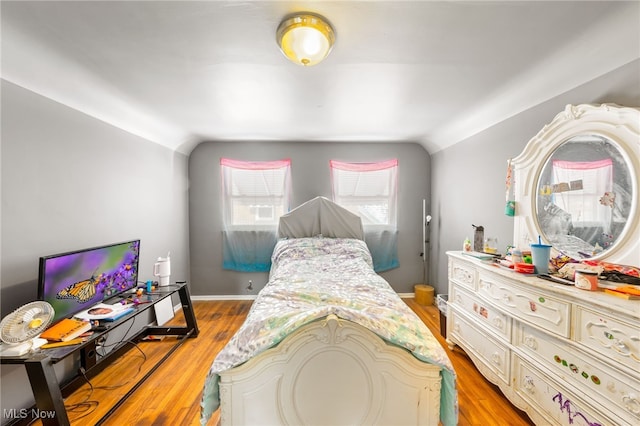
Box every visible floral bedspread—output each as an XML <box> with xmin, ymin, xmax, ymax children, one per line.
<box><xmin>200</xmin><ymin>237</ymin><xmax>458</xmax><ymax>425</ymax></box>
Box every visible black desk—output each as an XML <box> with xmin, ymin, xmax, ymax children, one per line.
<box><xmin>1</xmin><ymin>283</ymin><xmax>198</xmax><ymax>426</ymax></box>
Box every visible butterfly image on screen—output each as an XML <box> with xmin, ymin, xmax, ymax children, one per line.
<box><xmin>56</xmin><ymin>270</ymin><xmax>102</xmax><ymax>303</ymax></box>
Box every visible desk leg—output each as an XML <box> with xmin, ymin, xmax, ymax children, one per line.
<box><xmin>24</xmin><ymin>358</ymin><xmax>70</xmax><ymax>426</ymax></box>
<box><xmin>178</xmin><ymin>284</ymin><xmax>199</xmax><ymax>337</ymax></box>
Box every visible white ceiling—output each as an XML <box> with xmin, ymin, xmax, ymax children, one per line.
<box><xmin>2</xmin><ymin>1</ymin><xmax>639</xmax><ymax>154</ymax></box>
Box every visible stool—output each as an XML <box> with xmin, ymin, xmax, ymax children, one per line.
<box><xmin>414</xmin><ymin>284</ymin><xmax>434</xmax><ymax>305</ymax></box>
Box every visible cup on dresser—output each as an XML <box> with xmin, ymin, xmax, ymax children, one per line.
<box><xmin>574</xmin><ymin>270</ymin><xmax>599</xmax><ymax>291</ymax></box>
<box><xmin>530</xmin><ymin>243</ymin><xmax>552</xmax><ymax>274</ymax></box>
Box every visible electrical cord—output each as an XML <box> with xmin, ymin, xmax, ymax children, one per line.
<box><xmin>95</xmin><ymin>312</ymin><xmax>137</xmax><ymax>357</ymax></box>
<box><xmin>95</xmin><ymin>341</ymin><xmax>147</xmax><ymax>390</ymax></box>
<box><xmin>64</xmin><ymin>340</ymin><xmax>147</xmax><ymax>421</ymax></box>
<box><xmin>64</xmin><ymin>367</ymin><xmax>99</xmax><ymax>420</ymax></box>
<box><xmin>64</xmin><ymin>314</ymin><xmax>148</xmax><ymax>421</ymax></box>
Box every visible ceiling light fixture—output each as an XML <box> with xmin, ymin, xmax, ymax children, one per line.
<box><xmin>276</xmin><ymin>13</ymin><xmax>335</xmax><ymax>66</ymax></box>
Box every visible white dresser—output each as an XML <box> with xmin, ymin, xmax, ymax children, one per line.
<box><xmin>446</xmin><ymin>251</ymin><xmax>640</xmax><ymax>426</ymax></box>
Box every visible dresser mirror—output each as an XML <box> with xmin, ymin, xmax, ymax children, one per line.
<box><xmin>512</xmin><ymin>104</ymin><xmax>640</xmax><ymax>266</ymax></box>
<box><xmin>536</xmin><ymin>135</ymin><xmax>632</xmax><ymax>260</ymax></box>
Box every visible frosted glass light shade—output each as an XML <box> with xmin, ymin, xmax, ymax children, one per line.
<box><xmin>276</xmin><ymin>13</ymin><xmax>335</xmax><ymax>66</ymax></box>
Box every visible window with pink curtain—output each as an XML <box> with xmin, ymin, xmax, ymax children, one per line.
<box><xmin>330</xmin><ymin>159</ymin><xmax>398</xmax><ymax>226</ymax></box>
<box><xmin>220</xmin><ymin>158</ymin><xmax>291</xmax><ymax>272</ymax></box>
<box><xmin>552</xmin><ymin>158</ymin><xmax>613</xmax><ymax>229</ymax></box>
<box><xmin>330</xmin><ymin>159</ymin><xmax>399</xmax><ymax>271</ymax></box>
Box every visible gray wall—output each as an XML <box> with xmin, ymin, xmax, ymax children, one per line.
<box><xmin>1</xmin><ymin>80</ymin><xmax>190</xmax><ymax>416</ymax></box>
<box><xmin>189</xmin><ymin>142</ymin><xmax>431</xmax><ymax>295</ymax></box>
<box><xmin>430</xmin><ymin>59</ymin><xmax>640</xmax><ymax>296</ymax></box>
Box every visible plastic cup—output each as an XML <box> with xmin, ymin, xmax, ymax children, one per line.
<box><xmin>530</xmin><ymin>243</ymin><xmax>552</xmax><ymax>274</ymax></box>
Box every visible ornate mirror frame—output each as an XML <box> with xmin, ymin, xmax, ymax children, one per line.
<box><xmin>512</xmin><ymin>103</ymin><xmax>640</xmax><ymax>266</ymax></box>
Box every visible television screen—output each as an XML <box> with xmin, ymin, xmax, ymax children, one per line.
<box><xmin>38</xmin><ymin>240</ymin><xmax>140</xmax><ymax>324</ymax></box>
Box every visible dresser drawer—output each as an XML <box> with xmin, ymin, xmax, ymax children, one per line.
<box><xmin>515</xmin><ymin>323</ymin><xmax>640</xmax><ymax>424</ymax></box>
<box><xmin>448</xmin><ymin>257</ymin><xmax>477</xmax><ymax>291</ymax></box>
<box><xmin>450</xmin><ymin>285</ymin><xmax>511</xmax><ymax>342</ymax></box>
<box><xmin>449</xmin><ymin>307</ymin><xmax>509</xmax><ymax>385</ymax></box>
<box><xmin>477</xmin><ymin>271</ymin><xmax>571</xmax><ymax>338</ymax></box>
<box><xmin>574</xmin><ymin>306</ymin><xmax>640</xmax><ymax>375</ymax></box>
<box><xmin>512</xmin><ymin>354</ymin><xmax>615</xmax><ymax>426</ymax></box>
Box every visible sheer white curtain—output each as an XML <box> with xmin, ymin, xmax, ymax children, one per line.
<box><xmin>330</xmin><ymin>159</ymin><xmax>398</xmax><ymax>271</ymax></box>
<box><xmin>552</xmin><ymin>159</ymin><xmax>613</xmax><ymax>233</ymax></box>
<box><xmin>220</xmin><ymin>158</ymin><xmax>292</xmax><ymax>271</ymax></box>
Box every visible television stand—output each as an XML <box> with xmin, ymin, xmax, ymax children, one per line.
<box><xmin>1</xmin><ymin>282</ymin><xmax>198</xmax><ymax>426</ymax></box>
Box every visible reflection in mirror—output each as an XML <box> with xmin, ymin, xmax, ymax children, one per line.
<box><xmin>535</xmin><ymin>135</ymin><xmax>632</xmax><ymax>259</ymax></box>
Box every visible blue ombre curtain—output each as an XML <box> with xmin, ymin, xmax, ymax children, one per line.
<box><xmin>221</xmin><ymin>158</ymin><xmax>291</xmax><ymax>272</ymax></box>
<box><xmin>365</xmin><ymin>228</ymin><xmax>399</xmax><ymax>272</ymax></box>
<box><xmin>222</xmin><ymin>230</ymin><xmax>278</xmax><ymax>272</ymax></box>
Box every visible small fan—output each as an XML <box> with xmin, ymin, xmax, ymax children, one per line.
<box><xmin>0</xmin><ymin>301</ymin><xmax>55</xmax><ymax>356</ymax></box>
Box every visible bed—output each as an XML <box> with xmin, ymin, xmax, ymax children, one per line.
<box><xmin>200</xmin><ymin>197</ymin><xmax>457</xmax><ymax>425</ymax></box>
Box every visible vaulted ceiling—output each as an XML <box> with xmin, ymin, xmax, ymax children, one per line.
<box><xmin>2</xmin><ymin>1</ymin><xmax>638</xmax><ymax>154</ymax></box>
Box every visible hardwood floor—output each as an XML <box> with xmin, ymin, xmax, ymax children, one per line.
<box><xmin>38</xmin><ymin>299</ymin><xmax>533</xmax><ymax>425</ymax></box>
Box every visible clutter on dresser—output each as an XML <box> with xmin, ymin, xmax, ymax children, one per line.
<box><xmin>483</xmin><ymin>237</ymin><xmax>498</xmax><ymax>254</ymax></box>
<box><xmin>530</xmin><ymin>240</ymin><xmax>552</xmax><ymax>274</ymax></box>
<box><xmin>471</xmin><ymin>224</ymin><xmax>484</xmax><ymax>252</ymax></box>
<box><xmin>463</xmin><ymin>237</ymin><xmax>472</xmax><ymax>252</ymax></box>
<box><xmin>574</xmin><ymin>269</ymin><xmax>599</xmax><ymax>291</ymax></box>
<box><xmin>602</xmin><ymin>286</ymin><xmax>640</xmax><ymax>299</ymax></box>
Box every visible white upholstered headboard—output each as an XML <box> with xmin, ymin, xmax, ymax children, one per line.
<box><xmin>278</xmin><ymin>196</ymin><xmax>364</xmax><ymax>240</ymax></box>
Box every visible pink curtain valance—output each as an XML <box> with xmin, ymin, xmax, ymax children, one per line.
<box><xmin>221</xmin><ymin>158</ymin><xmax>291</xmax><ymax>170</ymax></box>
<box><xmin>330</xmin><ymin>159</ymin><xmax>398</xmax><ymax>172</ymax></box>
<box><xmin>552</xmin><ymin>158</ymin><xmax>612</xmax><ymax>170</ymax></box>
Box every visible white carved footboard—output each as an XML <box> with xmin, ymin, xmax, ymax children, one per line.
<box><xmin>218</xmin><ymin>314</ymin><xmax>442</xmax><ymax>425</ymax></box>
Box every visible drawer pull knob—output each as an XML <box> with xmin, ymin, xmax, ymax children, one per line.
<box><xmin>523</xmin><ymin>375</ymin><xmax>535</xmax><ymax>394</ymax></box>
<box><xmin>614</xmin><ymin>339</ymin><xmax>628</xmax><ymax>351</ymax></box>
<box><xmin>491</xmin><ymin>352</ymin><xmax>501</xmax><ymax>365</ymax></box>
<box><xmin>622</xmin><ymin>393</ymin><xmax>639</xmax><ymax>415</ymax></box>
<box><xmin>493</xmin><ymin>317</ymin><xmax>503</xmax><ymax>328</ymax></box>
<box><xmin>456</xmin><ymin>294</ymin><xmax>463</xmax><ymax>303</ymax></box>
<box><xmin>524</xmin><ymin>335</ymin><xmax>538</xmax><ymax>350</ymax></box>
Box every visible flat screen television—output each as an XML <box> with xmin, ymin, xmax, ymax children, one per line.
<box><xmin>38</xmin><ymin>240</ymin><xmax>140</xmax><ymax>324</ymax></box>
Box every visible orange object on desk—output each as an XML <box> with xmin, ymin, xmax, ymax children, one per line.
<box><xmin>514</xmin><ymin>262</ymin><xmax>535</xmax><ymax>274</ymax></box>
<box><xmin>603</xmin><ymin>286</ymin><xmax>640</xmax><ymax>299</ymax></box>
<box><xmin>41</xmin><ymin>338</ymin><xmax>84</xmax><ymax>349</ymax></box>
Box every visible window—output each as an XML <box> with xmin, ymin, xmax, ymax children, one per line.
<box><xmin>221</xmin><ymin>158</ymin><xmax>292</xmax><ymax>228</ymax></box>
<box><xmin>330</xmin><ymin>159</ymin><xmax>399</xmax><ymax>272</ymax></box>
<box><xmin>330</xmin><ymin>159</ymin><xmax>398</xmax><ymax>226</ymax></box>
<box><xmin>220</xmin><ymin>158</ymin><xmax>291</xmax><ymax>272</ymax></box>
<box><xmin>551</xmin><ymin>159</ymin><xmax>612</xmax><ymax>227</ymax></box>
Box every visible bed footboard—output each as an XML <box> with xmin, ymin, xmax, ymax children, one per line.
<box><xmin>218</xmin><ymin>314</ymin><xmax>442</xmax><ymax>425</ymax></box>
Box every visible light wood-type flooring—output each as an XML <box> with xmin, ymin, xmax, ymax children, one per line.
<box><xmin>31</xmin><ymin>299</ymin><xmax>534</xmax><ymax>425</ymax></box>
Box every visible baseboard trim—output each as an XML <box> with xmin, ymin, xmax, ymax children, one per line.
<box><xmin>191</xmin><ymin>294</ymin><xmax>257</xmax><ymax>301</ymax></box>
